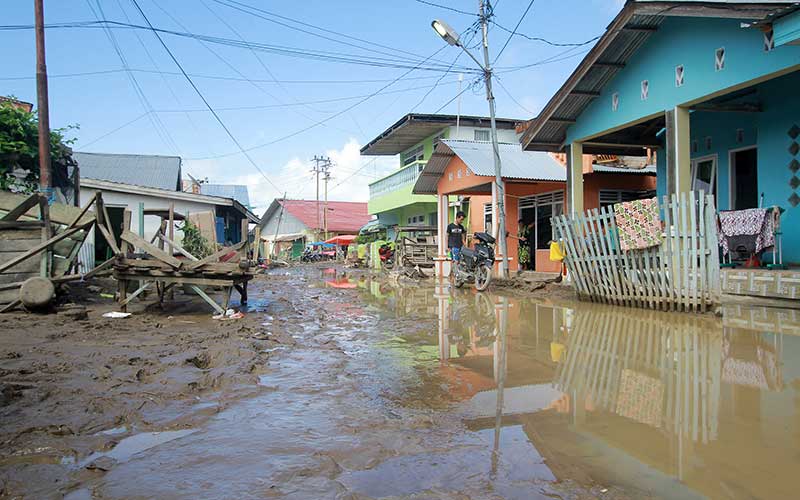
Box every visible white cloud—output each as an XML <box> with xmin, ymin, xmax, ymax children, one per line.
<box><xmin>183</xmin><ymin>138</ymin><xmax>397</xmax><ymax>214</ymax></box>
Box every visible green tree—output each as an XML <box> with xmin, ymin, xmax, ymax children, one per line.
<box><xmin>0</xmin><ymin>97</ymin><xmax>78</xmax><ymax>192</ymax></box>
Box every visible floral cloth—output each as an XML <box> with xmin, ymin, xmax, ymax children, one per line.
<box><xmin>615</xmin><ymin>369</ymin><xmax>664</xmax><ymax>428</ymax></box>
<box><xmin>718</xmin><ymin>208</ymin><xmax>775</xmax><ymax>255</ymax></box>
<box><xmin>613</xmin><ymin>197</ymin><xmax>662</xmax><ymax>251</ymax></box>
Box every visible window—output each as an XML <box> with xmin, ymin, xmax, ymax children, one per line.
<box><xmin>402</xmin><ymin>144</ymin><xmax>424</xmax><ymax>166</ymax></box>
<box><xmin>599</xmin><ymin>190</ymin><xmax>657</xmax><ymax>208</ymax></box>
<box><xmin>518</xmin><ymin>191</ymin><xmax>564</xmax><ymax>250</ymax></box>
<box><xmin>474</xmin><ymin>129</ymin><xmax>490</xmax><ymax>142</ymax></box>
<box><xmin>691</xmin><ymin>156</ymin><xmax>717</xmax><ymax>197</ymax></box>
<box><xmin>483</xmin><ymin>203</ymin><xmax>493</xmax><ymax>233</ymax></box>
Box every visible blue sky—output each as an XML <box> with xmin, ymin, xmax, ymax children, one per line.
<box><xmin>3</xmin><ymin>0</ymin><xmax>622</xmax><ymax>210</ymax></box>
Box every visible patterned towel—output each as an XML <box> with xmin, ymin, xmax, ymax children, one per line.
<box><xmin>613</xmin><ymin>197</ymin><xmax>662</xmax><ymax>251</ymax></box>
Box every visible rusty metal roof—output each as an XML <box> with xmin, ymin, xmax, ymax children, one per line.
<box><xmin>521</xmin><ymin>0</ymin><xmax>796</xmax><ymax>152</ymax></box>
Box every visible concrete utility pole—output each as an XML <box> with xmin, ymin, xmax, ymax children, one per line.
<box><xmin>322</xmin><ymin>160</ymin><xmax>332</xmax><ymax>240</ymax></box>
<box><xmin>478</xmin><ymin>0</ymin><xmax>508</xmax><ymax>279</ymax></box>
<box><xmin>34</xmin><ymin>0</ymin><xmax>52</xmax><ymax>201</ymax></box>
<box><xmin>431</xmin><ymin>1</ymin><xmax>508</xmax><ymax>278</ymax></box>
<box><xmin>311</xmin><ymin>155</ymin><xmax>332</xmax><ymax>240</ymax></box>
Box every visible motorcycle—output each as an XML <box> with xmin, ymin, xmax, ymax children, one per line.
<box><xmin>301</xmin><ymin>248</ymin><xmax>321</xmax><ymax>262</ymax></box>
<box><xmin>453</xmin><ymin>232</ymin><xmax>495</xmax><ymax>291</ymax></box>
<box><xmin>378</xmin><ymin>243</ymin><xmax>395</xmax><ymax>270</ymax></box>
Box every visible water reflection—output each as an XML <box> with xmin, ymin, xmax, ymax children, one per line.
<box><xmin>368</xmin><ymin>279</ymin><xmax>800</xmax><ymax>499</ymax></box>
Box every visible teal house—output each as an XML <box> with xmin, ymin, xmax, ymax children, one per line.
<box><xmin>523</xmin><ymin>0</ymin><xmax>800</xmax><ymax>274</ymax></box>
<box><xmin>361</xmin><ymin>113</ymin><xmax>522</xmax><ymax>238</ymax></box>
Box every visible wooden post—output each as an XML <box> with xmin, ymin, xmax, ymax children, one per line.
<box><xmin>253</xmin><ymin>227</ymin><xmax>261</xmax><ymax>262</ymax></box>
<box><xmin>241</xmin><ymin>218</ymin><xmax>249</xmax><ymax>258</ymax></box>
<box><xmin>167</xmin><ymin>203</ymin><xmax>174</xmax><ymax>256</ymax></box>
<box><xmin>39</xmin><ymin>196</ymin><xmax>51</xmax><ymax>277</ymax></box>
<box><xmin>118</xmin><ymin>278</ymin><xmax>127</xmax><ymax>312</ymax></box>
<box><xmin>122</xmin><ymin>209</ymin><xmax>132</xmax><ymax>255</ymax></box>
<box><xmin>34</xmin><ymin>0</ymin><xmax>52</xmax><ymax>200</ymax></box>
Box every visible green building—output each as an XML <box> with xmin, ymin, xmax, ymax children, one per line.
<box><xmin>361</xmin><ymin>113</ymin><xmax>521</xmax><ymax>238</ymax></box>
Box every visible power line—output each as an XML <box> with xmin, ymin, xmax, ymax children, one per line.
<box><xmin>128</xmin><ymin>0</ymin><xmax>282</xmax><ymax>194</ymax></box>
<box><xmin>412</xmin><ymin>0</ymin><xmax>477</xmax><ymax>17</ymax></box>
<box><xmin>491</xmin><ymin>21</ymin><xmax>602</xmax><ymax>48</ymax></box>
<box><xmin>493</xmin><ymin>0</ymin><xmax>535</xmax><ymax>64</ymax></box>
<box><xmin>79</xmin><ymin>112</ymin><xmax>149</xmax><ymax>147</ymax></box>
<box><xmin>432</xmin><ymin>77</ymin><xmax>481</xmax><ymax>114</ymax></box>
<box><xmin>84</xmin><ymin>0</ymin><xmax>179</xmax><ymax>154</ymax></box>
<box><xmin>187</xmin><ymin>44</ymin><xmax>450</xmax><ymax>160</ymax></box>
<box><xmin>0</xmin><ymin>68</ymin><xmax>452</xmax><ymax>84</ymax></box>
<box><xmin>494</xmin><ymin>76</ymin><xmax>535</xmax><ymax>115</ymax></box>
<box><xmin>3</xmin><ymin>19</ymin><xmax>477</xmax><ymax>74</ymax></box>
<box><xmin>216</xmin><ymin>0</ymin><xmax>452</xmax><ymax>64</ymax></box>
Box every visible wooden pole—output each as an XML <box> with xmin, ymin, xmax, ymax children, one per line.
<box><xmin>34</xmin><ymin>0</ymin><xmax>52</xmax><ymax>200</ymax></box>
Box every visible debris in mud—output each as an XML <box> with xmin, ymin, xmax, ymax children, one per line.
<box><xmin>85</xmin><ymin>456</ymin><xmax>117</xmax><ymax>472</ymax></box>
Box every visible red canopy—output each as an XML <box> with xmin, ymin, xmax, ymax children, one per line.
<box><xmin>325</xmin><ymin>234</ymin><xmax>357</xmax><ymax>246</ymax></box>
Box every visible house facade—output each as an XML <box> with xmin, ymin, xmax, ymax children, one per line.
<box><xmin>522</xmin><ymin>1</ymin><xmax>800</xmax><ymax>263</ymax></box>
<box><xmin>414</xmin><ymin>140</ymin><xmax>656</xmax><ymax>275</ymax></box>
<box><xmin>75</xmin><ymin>152</ymin><xmax>257</xmax><ymax>265</ymax></box>
<box><xmin>259</xmin><ymin>199</ymin><xmax>370</xmax><ymax>259</ymax></box>
<box><xmin>361</xmin><ymin>113</ymin><xmax>522</xmax><ymax>239</ymax></box>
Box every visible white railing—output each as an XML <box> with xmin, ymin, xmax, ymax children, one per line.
<box><xmin>369</xmin><ymin>161</ymin><xmax>425</xmax><ymax>198</ymax></box>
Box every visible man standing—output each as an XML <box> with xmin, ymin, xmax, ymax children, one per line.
<box><xmin>447</xmin><ymin>211</ymin><xmax>466</xmax><ymax>262</ymax></box>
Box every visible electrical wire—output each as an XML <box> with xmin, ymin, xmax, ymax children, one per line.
<box><xmin>432</xmin><ymin>77</ymin><xmax>481</xmax><ymax>114</ymax></box>
<box><xmin>187</xmin><ymin>44</ymin><xmax>450</xmax><ymax>160</ymax></box>
<box><xmin>79</xmin><ymin>112</ymin><xmax>149</xmax><ymax>147</ymax></box>
<box><xmin>128</xmin><ymin>0</ymin><xmax>283</xmax><ymax>194</ymax></box>
<box><xmin>493</xmin><ymin>0</ymin><xmax>535</xmax><ymax>64</ymax></box>
<box><xmin>412</xmin><ymin>0</ymin><xmax>477</xmax><ymax>17</ymax></box>
<box><xmin>494</xmin><ymin>76</ymin><xmax>535</xmax><ymax>115</ymax></box>
<box><xmin>491</xmin><ymin>21</ymin><xmax>602</xmax><ymax>47</ymax></box>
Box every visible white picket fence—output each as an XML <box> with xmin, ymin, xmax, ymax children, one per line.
<box><xmin>552</xmin><ymin>191</ymin><xmax>720</xmax><ymax>312</ymax></box>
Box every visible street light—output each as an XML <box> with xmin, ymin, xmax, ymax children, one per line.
<box><xmin>431</xmin><ymin>2</ymin><xmax>509</xmax><ymax>279</ymax></box>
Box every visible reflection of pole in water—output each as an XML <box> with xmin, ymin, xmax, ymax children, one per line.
<box><xmin>435</xmin><ymin>284</ymin><xmax>450</xmax><ymax>362</ymax></box>
<box><xmin>491</xmin><ymin>297</ymin><xmax>509</xmax><ymax>477</ymax></box>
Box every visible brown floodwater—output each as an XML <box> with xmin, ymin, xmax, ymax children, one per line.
<box><xmin>71</xmin><ymin>268</ymin><xmax>800</xmax><ymax>499</ymax></box>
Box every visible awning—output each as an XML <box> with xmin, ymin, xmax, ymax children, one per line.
<box><xmin>325</xmin><ymin>234</ymin><xmax>357</xmax><ymax>245</ymax></box>
<box><xmin>359</xmin><ymin>219</ymin><xmax>386</xmax><ymax>234</ymax></box>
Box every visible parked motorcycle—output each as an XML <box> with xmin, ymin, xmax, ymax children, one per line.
<box><xmin>378</xmin><ymin>243</ymin><xmax>395</xmax><ymax>270</ymax></box>
<box><xmin>453</xmin><ymin>232</ymin><xmax>495</xmax><ymax>291</ymax></box>
<box><xmin>301</xmin><ymin>248</ymin><xmax>321</xmax><ymax>262</ymax></box>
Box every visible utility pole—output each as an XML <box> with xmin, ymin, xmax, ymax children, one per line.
<box><xmin>311</xmin><ymin>155</ymin><xmax>331</xmax><ymax>241</ymax></box>
<box><xmin>322</xmin><ymin>160</ymin><xmax>332</xmax><ymax>240</ymax></box>
<box><xmin>34</xmin><ymin>0</ymin><xmax>52</xmax><ymax>202</ymax></box>
<box><xmin>431</xmin><ymin>2</ymin><xmax>509</xmax><ymax>278</ymax></box>
<box><xmin>478</xmin><ymin>0</ymin><xmax>508</xmax><ymax>279</ymax></box>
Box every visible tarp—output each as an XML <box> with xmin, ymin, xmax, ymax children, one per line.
<box><xmin>325</xmin><ymin>234</ymin><xmax>357</xmax><ymax>246</ymax></box>
<box><xmin>308</xmin><ymin>242</ymin><xmax>336</xmax><ymax>248</ymax></box>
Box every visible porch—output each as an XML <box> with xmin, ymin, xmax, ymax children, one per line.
<box><xmin>521</xmin><ymin>2</ymin><xmax>800</xmax><ymax>307</ymax></box>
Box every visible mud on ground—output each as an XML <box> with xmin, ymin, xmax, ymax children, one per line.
<box><xmin>0</xmin><ymin>274</ymin><xmax>306</xmax><ymax>498</ymax></box>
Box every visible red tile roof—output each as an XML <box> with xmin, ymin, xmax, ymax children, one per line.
<box><xmin>280</xmin><ymin>199</ymin><xmax>370</xmax><ymax>233</ymax></box>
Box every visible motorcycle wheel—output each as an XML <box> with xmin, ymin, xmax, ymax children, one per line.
<box><xmin>383</xmin><ymin>257</ymin><xmax>395</xmax><ymax>270</ymax></box>
<box><xmin>474</xmin><ymin>262</ymin><xmax>492</xmax><ymax>291</ymax></box>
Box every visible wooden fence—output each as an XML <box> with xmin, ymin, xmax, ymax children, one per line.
<box><xmin>552</xmin><ymin>191</ymin><xmax>720</xmax><ymax>312</ymax></box>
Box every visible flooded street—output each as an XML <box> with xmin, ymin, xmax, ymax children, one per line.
<box><xmin>9</xmin><ymin>266</ymin><xmax>800</xmax><ymax>499</ymax></box>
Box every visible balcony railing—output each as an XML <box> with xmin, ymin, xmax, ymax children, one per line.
<box><xmin>369</xmin><ymin>161</ymin><xmax>426</xmax><ymax>198</ymax></box>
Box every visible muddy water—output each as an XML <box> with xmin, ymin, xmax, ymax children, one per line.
<box><xmin>77</xmin><ymin>268</ymin><xmax>800</xmax><ymax>499</ymax></box>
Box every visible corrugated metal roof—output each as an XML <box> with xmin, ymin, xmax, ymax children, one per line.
<box><xmin>361</xmin><ymin>113</ymin><xmax>523</xmax><ymax>156</ymax></box>
<box><xmin>264</xmin><ymin>199</ymin><xmax>370</xmax><ymax>233</ymax></box>
<box><xmin>522</xmin><ymin>1</ymin><xmax>794</xmax><ymax>152</ymax></box>
<box><xmin>74</xmin><ymin>151</ymin><xmax>181</xmax><ymax>191</ymax></box>
<box><xmin>413</xmin><ymin>140</ymin><xmax>567</xmax><ymax>195</ymax></box>
<box><xmin>200</xmin><ymin>184</ymin><xmax>250</xmax><ymax>207</ymax></box>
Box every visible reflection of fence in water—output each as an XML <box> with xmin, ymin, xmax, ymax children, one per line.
<box><xmin>554</xmin><ymin>306</ymin><xmax>722</xmax><ymax>443</ymax></box>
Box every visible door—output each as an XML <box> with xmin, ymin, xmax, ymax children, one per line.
<box><xmin>731</xmin><ymin>148</ymin><xmax>758</xmax><ymax>209</ymax></box>
<box><xmin>691</xmin><ymin>155</ymin><xmax>717</xmax><ymax>198</ymax></box>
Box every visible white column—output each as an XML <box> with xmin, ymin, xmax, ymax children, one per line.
<box><xmin>567</xmin><ymin>142</ymin><xmax>584</xmax><ymax>216</ymax></box>
<box><xmin>436</xmin><ymin>194</ymin><xmax>448</xmax><ymax>277</ymax></box>
<box><xmin>491</xmin><ymin>182</ymin><xmax>499</xmax><ymax>238</ymax></box>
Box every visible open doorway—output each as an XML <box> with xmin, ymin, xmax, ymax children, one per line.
<box><xmin>95</xmin><ymin>206</ymin><xmax>124</xmax><ymax>262</ymax></box>
<box><xmin>730</xmin><ymin>147</ymin><xmax>758</xmax><ymax>210</ymax></box>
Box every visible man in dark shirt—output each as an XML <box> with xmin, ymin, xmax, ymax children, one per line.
<box><xmin>447</xmin><ymin>211</ymin><xmax>466</xmax><ymax>261</ymax></box>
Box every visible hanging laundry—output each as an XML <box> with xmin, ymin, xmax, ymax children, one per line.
<box><xmin>718</xmin><ymin>208</ymin><xmax>775</xmax><ymax>255</ymax></box>
<box><xmin>613</xmin><ymin>197</ymin><xmax>662</xmax><ymax>251</ymax></box>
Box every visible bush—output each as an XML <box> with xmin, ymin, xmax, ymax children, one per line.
<box><xmin>180</xmin><ymin>219</ymin><xmax>213</xmax><ymax>258</ymax></box>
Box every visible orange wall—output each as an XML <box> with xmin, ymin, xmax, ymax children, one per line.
<box><xmin>436</xmin><ymin>155</ymin><xmax>657</xmax><ymax>273</ymax></box>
